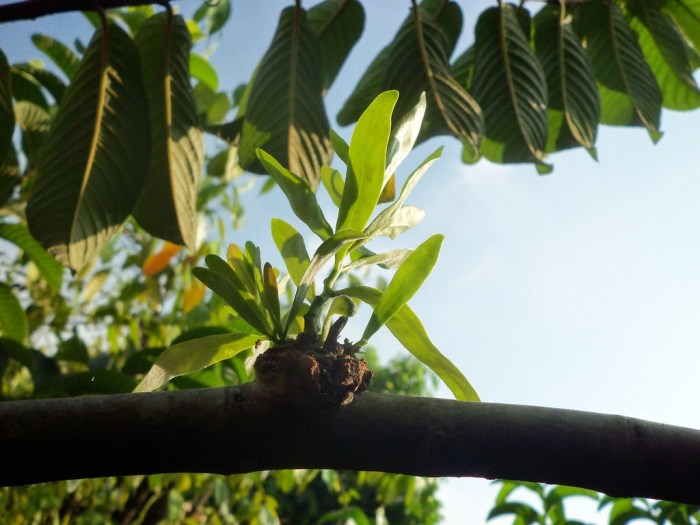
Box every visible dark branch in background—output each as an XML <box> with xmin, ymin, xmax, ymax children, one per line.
<box><xmin>2</xmin><ymin>384</ymin><xmax>700</xmax><ymax>504</ymax></box>
<box><xmin>0</xmin><ymin>0</ymin><xmax>179</xmax><ymax>23</ymax></box>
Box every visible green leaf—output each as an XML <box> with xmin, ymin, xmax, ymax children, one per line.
<box><xmin>0</xmin><ymin>223</ymin><xmax>63</xmax><ymax>292</ymax></box>
<box><xmin>574</xmin><ymin>0</ymin><xmax>662</xmax><ymax>139</ymax></box>
<box><xmin>13</xmin><ymin>63</ymin><xmax>67</xmax><ymax>104</ymax></box>
<box><xmin>14</xmin><ymin>101</ymin><xmax>50</xmax><ymax>167</ymax></box>
<box><xmin>337</xmin><ymin>90</ymin><xmax>397</xmax><ymax>232</ymax></box>
<box><xmin>193</xmin><ymin>0</ymin><xmax>231</xmax><ymax>36</ymax></box>
<box><xmin>286</xmin><ymin>228</ymin><xmax>366</xmax><ymax>333</ymax></box>
<box><xmin>341</xmin><ymin>285</ymin><xmax>479</xmax><ymax>401</ymax></box>
<box><xmin>55</xmin><ymin>335</ymin><xmax>89</xmax><ymax>364</ymax></box>
<box><xmin>134</xmin><ymin>332</ymin><xmax>261</xmax><ymax>392</ymax></box>
<box><xmin>386</xmin><ymin>93</ymin><xmax>427</xmax><ymax>182</ymax></box>
<box><xmin>262</xmin><ymin>263</ymin><xmax>282</xmax><ymax>333</ymax></box>
<box><xmin>10</xmin><ymin>67</ymin><xmax>49</xmax><ymax>109</ymax></box>
<box><xmin>487</xmin><ymin>502</ymin><xmax>541</xmax><ymax>523</ymax></box>
<box><xmin>662</xmin><ymin>0</ymin><xmax>700</xmax><ymax>53</ymax></box>
<box><xmin>65</xmin><ymin>370</ymin><xmax>138</xmax><ymax>395</ymax></box>
<box><xmin>132</xmin><ymin>12</ymin><xmax>205</xmax><ymax>251</ymax></box>
<box><xmin>0</xmin><ymin>284</ymin><xmax>27</xmax><ymax>344</ymax></box>
<box><xmin>362</xmin><ymin>234</ymin><xmax>443</xmax><ymax>341</ymax></box>
<box><xmin>271</xmin><ymin>218</ymin><xmax>312</xmax><ymax>289</ymax></box>
<box><xmin>533</xmin><ymin>5</ymin><xmax>600</xmax><ymax>155</ymax></box>
<box><xmin>320</xmin><ymin>165</ymin><xmax>344</xmax><ymax>207</ymax></box>
<box><xmin>26</xmin><ymin>23</ymin><xmax>150</xmax><ymax>271</ymax></box>
<box><xmin>238</xmin><ymin>6</ymin><xmax>332</xmax><ymax>189</ymax></box>
<box><xmin>365</xmin><ymin>147</ymin><xmax>442</xmax><ymax>240</ymax></box>
<box><xmin>307</xmin><ymin>0</ymin><xmax>365</xmax><ymax>93</ymax></box>
<box><xmin>471</xmin><ymin>5</ymin><xmax>549</xmax><ymax>168</ymax></box>
<box><xmin>343</xmin><ymin>248</ymin><xmax>413</xmax><ymax>271</ymax></box>
<box><xmin>337</xmin><ymin>46</ymin><xmax>391</xmax><ymax>126</ymax></box>
<box><xmin>627</xmin><ymin>0</ymin><xmax>700</xmax><ymax>110</ymax></box>
<box><xmin>110</xmin><ymin>5</ymin><xmax>155</xmax><ymax>35</ymax></box>
<box><xmin>189</xmin><ymin>52</ymin><xmax>219</xmax><ymax>91</ymax></box>
<box><xmin>31</xmin><ymin>34</ymin><xmax>80</xmax><ymax>79</ymax></box>
<box><xmin>451</xmin><ymin>44</ymin><xmax>474</xmax><ymax>90</ymax></box>
<box><xmin>257</xmin><ymin>149</ymin><xmax>333</xmax><ymax>239</ymax></box>
<box><xmin>0</xmin><ymin>50</ymin><xmax>14</xmax><ymax>158</ymax></box>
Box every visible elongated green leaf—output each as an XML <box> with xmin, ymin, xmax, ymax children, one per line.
<box><xmin>337</xmin><ymin>46</ymin><xmax>391</xmax><ymax>125</ymax></box>
<box><xmin>262</xmin><ymin>263</ymin><xmax>282</xmax><ymax>333</ymax></box>
<box><xmin>337</xmin><ymin>91</ymin><xmax>397</xmax><ymax>232</ymax></box>
<box><xmin>533</xmin><ymin>5</ymin><xmax>600</xmax><ymax>155</ymax></box>
<box><xmin>471</xmin><ymin>5</ymin><xmax>549</xmax><ymax>168</ymax></box>
<box><xmin>226</xmin><ymin>243</ymin><xmax>258</xmax><ymax>295</ymax></box>
<box><xmin>271</xmin><ymin>218</ymin><xmax>312</xmax><ymax>288</ymax></box>
<box><xmin>204</xmin><ymin>254</ymin><xmax>274</xmax><ymax>337</ymax></box>
<box><xmin>329</xmin><ymin>129</ymin><xmax>349</xmax><ymax>164</ymax></box>
<box><xmin>14</xmin><ymin>101</ymin><xmax>49</xmax><ymax>168</ymax></box>
<box><xmin>385</xmin><ymin>93</ymin><xmax>426</xmax><ymax>181</ymax></box>
<box><xmin>574</xmin><ymin>1</ymin><xmax>662</xmax><ymax>139</ymax></box>
<box><xmin>320</xmin><ymin>165</ymin><xmax>344</xmax><ymax>207</ymax></box>
<box><xmin>628</xmin><ymin>0</ymin><xmax>700</xmax><ymax>110</ymax></box>
<box><xmin>134</xmin><ymin>333</ymin><xmax>261</xmax><ymax>392</ymax></box>
<box><xmin>11</xmin><ymin>67</ymin><xmax>48</xmax><ymax>110</ymax></box>
<box><xmin>0</xmin><ymin>223</ymin><xmax>63</xmax><ymax>292</ymax></box>
<box><xmin>0</xmin><ymin>284</ymin><xmax>27</xmax><ymax>344</ymax></box>
<box><xmin>362</xmin><ymin>234</ymin><xmax>443</xmax><ymax>341</ymax></box>
<box><xmin>365</xmin><ymin>146</ymin><xmax>442</xmax><ymax>240</ymax></box>
<box><xmin>239</xmin><ymin>6</ymin><xmax>332</xmax><ymax>189</ymax></box>
<box><xmin>13</xmin><ymin>63</ymin><xmax>66</xmax><ymax>104</ymax></box>
<box><xmin>257</xmin><ymin>149</ymin><xmax>333</xmax><ymax>239</ymax></box>
<box><xmin>133</xmin><ymin>13</ymin><xmax>204</xmax><ymax>251</ymax></box>
<box><xmin>662</xmin><ymin>0</ymin><xmax>700</xmax><ymax>52</ymax></box>
<box><xmin>341</xmin><ymin>285</ymin><xmax>479</xmax><ymax>401</ymax></box>
<box><xmin>193</xmin><ymin>0</ymin><xmax>231</xmax><ymax>36</ymax></box>
<box><xmin>26</xmin><ymin>23</ymin><xmax>150</xmax><ymax>271</ymax></box>
<box><xmin>286</xmin><ymin>228</ymin><xmax>366</xmax><ymax>333</ymax></box>
<box><xmin>450</xmin><ymin>45</ymin><xmax>474</xmax><ymax>89</ymax></box>
<box><xmin>343</xmin><ymin>248</ymin><xmax>412</xmax><ymax>271</ymax></box>
<box><xmin>0</xmin><ymin>50</ymin><xmax>13</xmax><ymax>157</ymax></box>
<box><xmin>31</xmin><ymin>34</ymin><xmax>80</xmax><ymax>79</ymax></box>
<box><xmin>307</xmin><ymin>0</ymin><xmax>365</xmax><ymax>93</ymax></box>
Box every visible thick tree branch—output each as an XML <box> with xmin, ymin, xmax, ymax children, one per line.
<box><xmin>1</xmin><ymin>384</ymin><xmax>699</xmax><ymax>504</ymax></box>
<box><xmin>0</xmin><ymin>0</ymin><xmax>180</xmax><ymax>23</ymax></box>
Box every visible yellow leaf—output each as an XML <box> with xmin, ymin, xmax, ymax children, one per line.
<box><xmin>142</xmin><ymin>242</ymin><xmax>182</xmax><ymax>277</ymax></box>
<box><xmin>182</xmin><ymin>280</ymin><xmax>205</xmax><ymax>313</ymax></box>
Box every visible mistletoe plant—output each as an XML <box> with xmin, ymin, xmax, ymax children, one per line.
<box><xmin>135</xmin><ymin>91</ymin><xmax>479</xmax><ymax>405</ymax></box>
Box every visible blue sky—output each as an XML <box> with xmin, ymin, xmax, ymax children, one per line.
<box><xmin>2</xmin><ymin>0</ymin><xmax>700</xmax><ymax>522</ymax></box>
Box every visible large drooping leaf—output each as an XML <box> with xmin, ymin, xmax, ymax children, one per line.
<box><xmin>13</xmin><ymin>63</ymin><xmax>66</xmax><ymax>104</ymax></box>
<box><xmin>0</xmin><ymin>50</ymin><xmax>13</xmax><ymax>154</ymax></box>
<box><xmin>341</xmin><ymin>285</ymin><xmax>479</xmax><ymax>402</ymax></box>
<box><xmin>14</xmin><ymin>101</ymin><xmax>50</xmax><ymax>167</ymax></box>
<box><xmin>10</xmin><ymin>67</ymin><xmax>49</xmax><ymax>110</ymax></box>
<box><xmin>238</xmin><ymin>6</ymin><xmax>332</xmax><ymax>189</ymax></box>
<box><xmin>134</xmin><ymin>333</ymin><xmax>261</xmax><ymax>392</ymax></box>
<box><xmin>31</xmin><ymin>34</ymin><xmax>80</xmax><ymax>79</ymax></box>
<box><xmin>533</xmin><ymin>5</ymin><xmax>600</xmax><ymax>155</ymax></box>
<box><xmin>470</xmin><ymin>5</ymin><xmax>549</xmax><ymax>170</ymax></box>
<box><xmin>26</xmin><ymin>23</ymin><xmax>150</xmax><ymax>271</ymax></box>
<box><xmin>257</xmin><ymin>149</ymin><xmax>333</xmax><ymax>239</ymax></box>
<box><xmin>337</xmin><ymin>91</ymin><xmax>397</xmax><ymax>233</ymax></box>
<box><xmin>132</xmin><ymin>12</ymin><xmax>204</xmax><ymax>251</ymax></box>
<box><xmin>0</xmin><ymin>223</ymin><xmax>63</xmax><ymax>292</ymax></box>
<box><xmin>573</xmin><ymin>0</ymin><xmax>662</xmax><ymax>139</ymax></box>
<box><xmin>0</xmin><ymin>284</ymin><xmax>27</xmax><ymax>344</ymax></box>
<box><xmin>307</xmin><ymin>0</ymin><xmax>365</xmax><ymax>93</ymax></box>
<box><xmin>627</xmin><ymin>0</ymin><xmax>700</xmax><ymax>110</ymax></box>
<box><xmin>662</xmin><ymin>0</ymin><xmax>700</xmax><ymax>52</ymax></box>
<box><xmin>362</xmin><ymin>234</ymin><xmax>443</xmax><ymax>342</ymax></box>
<box><xmin>337</xmin><ymin>1</ymin><xmax>482</xmax><ymax>155</ymax></box>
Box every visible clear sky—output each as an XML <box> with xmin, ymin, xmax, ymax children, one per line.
<box><xmin>2</xmin><ymin>0</ymin><xmax>700</xmax><ymax>523</ymax></box>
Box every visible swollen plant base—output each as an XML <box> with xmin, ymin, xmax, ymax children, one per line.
<box><xmin>254</xmin><ymin>330</ymin><xmax>373</xmax><ymax>406</ymax></box>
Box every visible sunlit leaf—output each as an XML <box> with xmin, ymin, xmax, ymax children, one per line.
<box><xmin>31</xmin><ymin>34</ymin><xmax>80</xmax><ymax>79</ymax></box>
<box><xmin>362</xmin><ymin>234</ymin><xmax>443</xmax><ymax>341</ymax></box>
<box><xmin>262</xmin><ymin>263</ymin><xmax>282</xmax><ymax>332</ymax></box>
<box><xmin>271</xmin><ymin>218</ymin><xmax>311</xmax><ymax>288</ymax></box>
<box><xmin>134</xmin><ymin>332</ymin><xmax>261</xmax><ymax>392</ymax></box>
<box><xmin>320</xmin><ymin>165</ymin><xmax>344</xmax><ymax>207</ymax></box>
<box><xmin>0</xmin><ymin>223</ymin><xmax>63</xmax><ymax>292</ymax></box>
<box><xmin>238</xmin><ymin>6</ymin><xmax>332</xmax><ymax>189</ymax></box>
<box><xmin>142</xmin><ymin>241</ymin><xmax>182</xmax><ymax>277</ymax></box>
<box><xmin>182</xmin><ymin>279</ymin><xmax>206</xmax><ymax>314</ymax></box>
<box><xmin>26</xmin><ymin>23</ymin><xmax>150</xmax><ymax>271</ymax></box>
<box><xmin>627</xmin><ymin>0</ymin><xmax>700</xmax><ymax>110</ymax></box>
<box><xmin>0</xmin><ymin>284</ymin><xmax>27</xmax><ymax>344</ymax></box>
<box><xmin>341</xmin><ymin>285</ymin><xmax>479</xmax><ymax>401</ymax></box>
<box><xmin>662</xmin><ymin>0</ymin><xmax>700</xmax><ymax>53</ymax></box>
<box><xmin>337</xmin><ymin>90</ymin><xmax>397</xmax><ymax>232</ymax></box>
<box><xmin>307</xmin><ymin>0</ymin><xmax>365</xmax><ymax>93</ymax></box>
<box><xmin>14</xmin><ymin>100</ymin><xmax>49</xmax><ymax>167</ymax></box>
<box><xmin>133</xmin><ymin>12</ymin><xmax>205</xmax><ymax>251</ymax></box>
<box><xmin>385</xmin><ymin>93</ymin><xmax>426</xmax><ymax>181</ymax></box>
<box><xmin>189</xmin><ymin>52</ymin><xmax>219</xmax><ymax>91</ymax></box>
<box><xmin>471</xmin><ymin>5</ymin><xmax>549</xmax><ymax>168</ymax></box>
<box><xmin>365</xmin><ymin>146</ymin><xmax>442</xmax><ymax>240</ymax></box>
<box><xmin>343</xmin><ymin>248</ymin><xmax>412</xmax><ymax>271</ymax></box>
<box><xmin>574</xmin><ymin>0</ymin><xmax>662</xmax><ymax>139</ymax></box>
<box><xmin>533</xmin><ymin>5</ymin><xmax>600</xmax><ymax>155</ymax></box>
<box><xmin>257</xmin><ymin>149</ymin><xmax>333</xmax><ymax>239</ymax></box>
